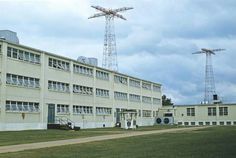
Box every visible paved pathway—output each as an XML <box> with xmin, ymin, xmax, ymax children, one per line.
<box><xmin>0</xmin><ymin>126</ymin><xmax>207</xmax><ymax>154</ymax></box>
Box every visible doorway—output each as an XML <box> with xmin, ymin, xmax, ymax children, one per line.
<box><xmin>48</xmin><ymin>104</ymin><xmax>55</xmax><ymax>124</ymax></box>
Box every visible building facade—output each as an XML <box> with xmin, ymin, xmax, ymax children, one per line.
<box><xmin>0</xmin><ymin>39</ymin><xmax>162</xmax><ymax>131</ymax></box>
<box><xmin>157</xmin><ymin>104</ymin><xmax>236</xmax><ymax>126</ymax></box>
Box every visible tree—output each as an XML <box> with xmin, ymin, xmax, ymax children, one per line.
<box><xmin>162</xmin><ymin>95</ymin><xmax>174</xmax><ymax>106</ymax></box>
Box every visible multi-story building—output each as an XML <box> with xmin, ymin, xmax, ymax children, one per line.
<box><xmin>0</xmin><ymin>39</ymin><xmax>162</xmax><ymax>131</ymax></box>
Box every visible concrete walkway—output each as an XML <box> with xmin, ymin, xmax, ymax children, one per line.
<box><xmin>0</xmin><ymin>126</ymin><xmax>207</xmax><ymax>154</ymax></box>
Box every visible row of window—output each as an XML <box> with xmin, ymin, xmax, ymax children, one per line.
<box><xmin>186</xmin><ymin>107</ymin><xmax>229</xmax><ymax>116</ymax></box>
<box><xmin>48</xmin><ymin>80</ymin><xmax>70</xmax><ymax>93</ymax></box>
<box><xmin>5</xmin><ymin>101</ymin><xmax>40</xmax><ymax>112</ymax></box>
<box><xmin>6</xmin><ymin>73</ymin><xmax>40</xmax><ymax>88</ymax></box>
<box><xmin>142</xmin><ymin>110</ymin><xmax>152</xmax><ymax>117</ymax></box>
<box><xmin>178</xmin><ymin>121</ymin><xmax>236</xmax><ymax>126</ymax></box>
<box><xmin>96</xmin><ymin>70</ymin><xmax>109</xmax><ymax>80</ymax></box>
<box><xmin>7</xmin><ymin>47</ymin><xmax>40</xmax><ymax>64</ymax></box>
<box><xmin>129</xmin><ymin>94</ymin><xmax>141</xmax><ymax>102</ymax></box>
<box><xmin>114</xmin><ymin>91</ymin><xmax>128</xmax><ymax>100</ymax></box>
<box><xmin>73</xmin><ymin>105</ymin><xmax>93</xmax><ymax>115</ymax></box>
<box><xmin>129</xmin><ymin>79</ymin><xmax>141</xmax><ymax>88</ymax></box>
<box><xmin>73</xmin><ymin>85</ymin><xmax>93</xmax><ymax>95</ymax></box>
<box><xmin>114</xmin><ymin>75</ymin><xmax>128</xmax><ymax>85</ymax></box>
<box><xmin>142</xmin><ymin>96</ymin><xmax>152</xmax><ymax>104</ymax></box>
<box><xmin>96</xmin><ymin>88</ymin><xmax>109</xmax><ymax>98</ymax></box>
<box><xmin>142</xmin><ymin>82</ymin><xmax>152</xmax><ymax>90</ymax></box>
<box><xmin>73</xmin><ymin>64</ymin><xmax>93</xmax><ymax>77</ymax></box>
<box><xmin>49</xmin><ymin>58</ymin><xmax>70</xmax><ymax>71</ymax></box>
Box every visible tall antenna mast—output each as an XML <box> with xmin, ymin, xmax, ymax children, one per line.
<box><xmin>89</xmin><ymin>6</ymin><xmax>133</xmax><ymax>71</ymax></box>
<box><xmin>193</xmin><ymin>48</ymin><xmax>225</xmax><ymax>104</ymax></box>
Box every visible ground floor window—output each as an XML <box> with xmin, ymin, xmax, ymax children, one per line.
<box><xmin>178</xmin><ymin>122</ymin><xmax>183</xmax><ymax>125</ymax></box>
<box><xmin>199</xmin><ymin>122</ymin><xmax>204</xmax><ymax>125</ymax></box>
<box><xmin>219</xmin><ymin>107</ymin><xmax>228</xmax><ymax>116</ymax></box>
<box><xmin>96</xmin><ymin>107</ymin><xmax>112</xmax><ymax>115</ymax></box>
<box><xmin>191</xmin><ymin>122</ymin><xmax>195</xmax><ymax>125</ymax></box>
<box><xmin>57</xmin><ymin>104</ymin><xmax>69</xmax><ymax>114</ymax></box>
<box><xmin>187</xmin><ymin>108</ymin><xmax>195</xmax><ymax>116</ymax></box>
<box><xmin>233</xmin><ymin>121</ymin><xmax>236</xmax><ymax>125</ymax></box>
<box><xmin>184</xmin><ymin>122</ymin><xmax>189</xmax><ymax>125</ymax></box>
<box><xmin>220</xmin><ymin>121</ymin><xmax>225</xmax><ymax>125</ymax></box>
<box><xmin>226</xmin><ymin>121</ymin><xmax>231</xmax><ymax>125</ymax></box>
<box><xmin>212</xmin><ymin>122</ymin><xmax>217</xmax><ymax>125</ymax></box>
<box><xmin>73</xmin><ymin>105</ymin><xmax>93</xmax><ymax>115</ymax></box>
<box><xmin>206</xmin><ymin>122</ymin><xmax>210</xmax><ymax>125</ymax></box>
<box><xmin>5</xmin><ymin>100</ymin><xmax>39</xmax><ymax>112</ymax></box>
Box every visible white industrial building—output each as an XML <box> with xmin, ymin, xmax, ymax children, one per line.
<box><xmin>0</xmin><ymin>32</ymin><xmax>162</xmax><ymax>131</ymax></box>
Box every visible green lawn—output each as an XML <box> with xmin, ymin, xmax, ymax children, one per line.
<box><xmin>0</xmin><ymin>125</ymin><xmax>177</xmax><ymax>146</ymax></box>
<box><xmin>1</xmin><ymin>126</ymin><xmax>235</xmax><ymax>158</ymax></box>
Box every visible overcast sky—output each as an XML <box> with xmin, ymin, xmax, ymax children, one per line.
<box><xmin>1</xmin><ymin>0</ymin><xmax>236</xmax><ymax>104</ymax></box>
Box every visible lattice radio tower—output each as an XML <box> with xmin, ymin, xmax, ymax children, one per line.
<box><xmin>193</xmin><ymin>48</ymin><xmax>225</xmax><ymax>104</ymax></box>
<box><xmin>89</xmin><ymin>6</ymin><xmax>133</xmax><ymax>71</ymax></box>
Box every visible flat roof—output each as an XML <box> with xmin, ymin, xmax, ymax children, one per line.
<box><xmin>0</xmin><ymin>39</ymin><xmax>161</xmax><ymax>86</ymax></box>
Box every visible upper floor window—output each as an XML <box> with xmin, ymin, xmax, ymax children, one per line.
<box><xmin>114</xmin><ymin>91</ymin><xmax>128</xmax><ymax>100</ymax></box>
<box><xmin>153</xmin><ymin>85</ymin><xmax>161</xmax><ymax>92</ymax></box>
<box><xmin>219</xmin><ymin>107</ymin><xmax>228</xmax><ymax>116</ymax></box>
<box><xmin>187</xmin><ymin>108</ymin><xmax>195</xmax><ymax>116</ymax></box>
<box><xmin>73</xmin><ymin>64</ymin><xmax>93</xmax><ymax>77</ymax></box>
<box><xmin>7</xmin><ymin>47</ymin><xmax>40</xmax><ymax>64</ymax></box>
<box><xmin>0</xmin><ymin>45</ymin><xmax>2</xmax><ymax>54</ymax></box>
<box><xmin>73</xmin><ymin>84</ymin><xmax>93</xmax><ymax>96</ymax></box>
<box><xmin>129</xmin><ymin>79</ymin><xmax>140</xmax><ymax>88</ymax></box>
<box><xmin>6</xmin><ymin>73</ymin><xmax>40</xmax><ymax>88</ymax></box>
<box><xmin>48</xmin><ymin>58</ymin><xmax>70</xmax><ymax>71</ymax></box>
<box><xmin>142</xmin><ymin>96</ymin><xmax>152</xmax><ymax>104</ymax></box>
<box><xmin>48</xmin><ymin>80</ymin><xmax>70</xmax><ymax>93</ymax></box>
<box><xmin>142</xmin><ymin>82</ymin><xmax>151</xmax><ymax>90</ymax></box>
<box><xmin>153</xmin><ymin>98</ymin><xmax>161</xmax><ymax>105</ymax></box>
<box><xmin>129</xmin><ymin>94</ymin><xmax>141</xmax><ymax>102</ymax></box>
<box><xmin>96</xmin><ymin>70</ymin><xmax>109</xmax><ymax>80</ymax></box>
<box><xmin>114</xmin><ymin>75</ymin><xmax>127</xmax><ymax>85</ymax></box>
<box><xmin>208</xmin><ymin>107</ymin><xmax>216</xmax><ymax>116</ymax></box>
<box><xmin>96</xmin><ymin>88</ymin><xmax>109</xmax><ymax>98</ymax></box>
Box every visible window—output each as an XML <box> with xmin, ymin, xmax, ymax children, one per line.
<box><xmin>73</xmin><ymin>84</ymin><xmax>93</xmax><ymax>95</ymax></box>
<box><xmin>114</xmin><ymin>91</ymin><xmax>128</xmax><ymax>100</ymax></box>
<box><xmin>48</xmin><ymin>80</ymin><xmax>70</xmax><ymax>93</ymax></box>
<box><xmin>187</xmin><ymin>108</ymin><xmax>195</xmax><ymax>116</ymax></box>
<box><xmin>178</xmin><ymin>122</ymin><xmax>183</xmax><ymax>125</ymax></box>
<box><xmin>96</xmin><ymin>88</ymin><xmax>109</xmax><ymax>98</ymax></box>
<box><xmin>96</xmin><ymin>107</ymin><xmax>112</xmax><ymax>115</ymax></box>
<box><xmin>153</xmin><ymin>98</ymin><xmax>161</xmax><ymax>105</ymax></box>
<box><xmin>191</xmin><ymin>122</ymin><xmax>195</xmax><ymax>125</ymax></box>
<box><xmin>6</xmin><ymin>73</ymin><xmax>40</xmax><ymax>88</ymax></box>
<box><xmin>73</xmin><ymin>64</ymin><xmax>93</xmax><ymax>77</ymax></box>
<box><xmin>73</xmin><ymin>105</ymin><xmax>93</xmax><ymax>115</ymax></box>
<box><xmin>153</xmin><ymin>85</ymin><xmax>161</xmax><ymax>92</ymax></box>
<box><xmin>114</xmin><ymin>75</ymin><xmax>127</xmax><ymax>85</ymax></box>
<box><xmin>212</xmin><ymin>122</ymin><xmax>217</xmax><ymax>125</ymax></box>
<box><xmin>96</xmin><ymin>70</ymin><xmax>109</xmax><ymax>80</ymax></box>
<box><xmin>129</xmin><ymin>94</ymin><xmax>141</xmax><ymax>102</ymax></box>
<box><xmin>184</xmin><ymin>122</ymin><xmax>189</xmax><ymax>125</ymax></box>
<box><xmin>57</xmin><ymin>104</ymin><xmax>69</xmax><ymax>114</ymax></box>
<box><xmin>129</xmin><ymin>79</ymin><xmax>140</xmax><ymax>88</ymax></box>
<box><xmin>0</xmin><ymin>45</ymin><xmax>2</xmax><ymax>54</ymax></box>
<box><xmin>49</xmin><ymin>58</ymin><xmax>70</xmax><ymax>71</ymax></box>
<box><xmin>199</xmin><ymin>122</ymin><xmax>204</xmax><ymax>125</ymax></box>
<box><xmin>142</xmin><ymin>82</ymin><xmax>151</xmax><ymax>90</ymax></box>
<box><xmin>208</xmin><ymin>107</ymin><xmax>216</xmax><ymax>116</ymax></box>
<box><xmin>7</xmin><ymin>46</ymin><xmax>40</xmax><ymax>64</ymax></box>
<box><xmin>206</xmin><ymin>122</ymin><xmax>210</xmax><ymax>125</ymax></box>
<box><xmin>220</xmin><ymin>121</ymin><xmax>224</xmax><ymax>125</ymax></box>
<box><xmin>5</xmin><ymin>100</ymin><xmax>39</xmax><ymax>112</ymax></box>
<box><xmin>142</xmin><ymin>110</ymin><xmax>152</xmax><ymax>117</ymax></box>
<box><xmin>219</xmin><ymin>107</ymin><xmax>228</xmax><ymax>116</ymax></box>
<box><xmin>142</xmin><ymin>96</ymin><xmax>152</xmax><ymax>104</ymax></box>
<box><xmin>226</xmin><ymin>121</ymin><xmax>231</xmax><ymax>125</ymax></box>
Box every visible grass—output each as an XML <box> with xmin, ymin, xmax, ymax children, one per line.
<box><xmin>0</xmin><ymin>126</ymin><xmax>235</xmax><ymax>158</ymax></box>
<box><xmin>0</xmin><ymin>125</ymin><xmax>177</xmax><ymax>146</ymax></box>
